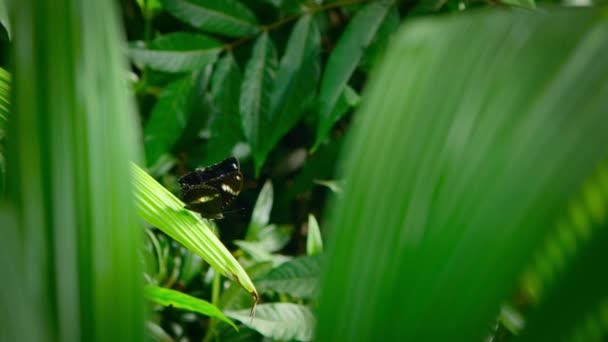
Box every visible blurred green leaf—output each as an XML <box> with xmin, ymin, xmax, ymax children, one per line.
<box><xmin>144</xmin><ymin>285</ymin><xmax>237</xmax><ymax>329</ymax></box>
<box><xmin>161</xmin><ymin>0</ymin><xmax>258</xmax><ymax>37</ymax></box>
<box><xmin>144</xmin><ymin>76</ymin><xmax>193</xmax><ymax>167</ymax></box>
<box><xmin>6</xmin><ymin>1</ymin><xmax>145</xmax><ymax>340</ymax></box>
<box><xmin>501</xmin><ymin>0</ymin><xmax>536</xmax><ymax>9</ymax></box>
<box><xmin>359</xmin><ymin>7</ymin><xmax>400</xmax><ymax>72</ymax></box>
<box><xmin>0</xmin><ymin>0</ymin><xmax>9</xmax><ymax>40</ymax></box>
<box><xmin>306</xmin><ymin>214</ymin><xmax>322</xmax><ymax>256</ymax></box>
<box><xmin>137</xmin><ymin>0</ymin><xmax>163</xmax><ymax>12</ymax></box>
<box><xmin>317</xmin><ymin>9</ymin><xmax>608</xmax><ymax>341</ymax></box>
<box><xmin>256</xmin><ymin>255</ymin><xmax>321</xmax><ymax>299</ymax></box>
<box><xmin>145</xmin><ymin>321</ymin><xmax>174</xmax><ymax>342</ymax></box>
<box><xmin>206</xmin><ymin>52</ymin><xmax>244</xmax><ymax>164</ymax></box>
<box><xmin>252</xmin><ymin>14</ymin><xmax>320</xmax><ymax>173</ymax></box>
<box><xmin>219</xmin><ymin>261</ymin><xmax>274</xmax><ymax>311</ymax></box>
<box><xmin>240</xmin><ymin>33</ymin><xmax>277</xmax><ymax>174</ymax></box>
<box><xmin>315</xmin><ymin>2</ymin><xmax>392</xmax><ymax>151</ymax></box>
<box><xmin>234</xmin><ymin>240</ymin><xmax>274</xmax><ymax>263</ymax></box>
<box><xmin>226</xmin><ymin>303</ymin><xmax>315</xmax><ymax>341</ymax></box>
<box><xmin>256</xmin><ymin>224</ymin><xmax>293</xmax><ymax>253</ymax></box>
<box><xmin>0</xmin><ymin>67</ymin><xmax>8</xmax><ymax>134</ymax></box>
<box><xmin>0</xmin><ymin>68</ymin><xmax>7</xmax><ymax>196</ymax></box>
<box><xmin>312</xmin><ymin>85</ymin><xmax>360</xmax><ymax>151</ymax></box>
<box><xmin>130</xmin><ymin>32</ymin><xmax>222</xmax><ymax>72</ymax></box>
<box><xmin>132</xmin><ymin>163</ymin><xmax>259</xmax><ymax>301</ymax></box>
<box><xmin>517</xmin><ymin>162</ymin><xmax>608</xmax><ymax>341</ymax></box>
<box><xmin>178</xmin><ymin>248</ymin><xmax>204</xmax><ymax>286</ymax></box>
<box><xmin>247</xmin><ymin>180</ymin><xmax>273</xmax><ymax>240</ymax></box>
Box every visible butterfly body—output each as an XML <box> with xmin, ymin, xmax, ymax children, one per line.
<box><xmin>178</xmin><ymin>157</ymin><xmax>243</xmax><ymax>219</ymax></box>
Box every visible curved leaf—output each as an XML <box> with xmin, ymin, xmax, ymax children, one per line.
<box><xmin>144</xmin><ymin>285</ymin><xmax>237</xmax><ymax>330</ymax></box>
<box><xmin>130</xmin><ymin>32</ymin><xmax>222</xmax><ymax>72</ymax></box>
<box><xmin>254</xmin><ymin>14</ymin><xmax>320</xmax><ymax>173</ymax></box>
<box><xmin>161</xmin><ymin>0</ymin><xmax>258</xmax><ymax>37</ymax></box>
<box><xmin>132</xmin><ymin>163</ymin><xmax>259</xmax><ymax>301</ymax></box>
<box><xmin>256</xmin><ymin>255</ymin><xmax>322</xmax><ymax>299</ymax></box>
<box><xmin>316</xmin><ymin>9</ymin><xmax>608</xmax><ymax>342</ymax></box>
<box><xmin>239</xmin><ymin>33</ymin><xmax>277</xmax><ymax>172</ymax></box>
<box><xmin>0</xmin><ymin>0</ymin><xmax>9</xmax><ymax>40</ymax></box>
<box><xmin>206</xmin><ymin>53</ymin><xmax>244</xmax><ymax>164</ymax></box>
<box><xmin>144</xmin><ymin>76</ymin><xmax>193</xmax><ymax>167</ymax></box>
<box><xmin>306</xmin><ymin>214</ymin><xmax>323</xmax><ymax>256</ymax></box>
<box><xmin>518</xmin><ymin>162</ymin><xmax>608</xmax><ymax>341</ymax></box>
<box><xmin>226</xmin><ymin>303</ymin><xmax>315</xmax><ymax>341</ymax></box>
<box><xmin>247</xmin><ymin>180</ymin><xmax>273</xmax><ymax>239</ymax></box>
<box><xmin>315</xmin><ymin>3</ymin><xmax>392</xmax><ymax>151</ymax></box>
<box><xmin>0</xmin><ymin>68</ymin><xmax>8</xmax><ymax>134</ymax></box>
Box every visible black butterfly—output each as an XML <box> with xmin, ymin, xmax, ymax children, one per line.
<box><xmin>178</xmin><ymin>157</ymin><xmax>243</xmax><ymax>219</ymax></box>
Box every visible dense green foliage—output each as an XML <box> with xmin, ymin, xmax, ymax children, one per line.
<box><xmin>1</xmin><ymin>0</ymin><xmax>608</xmax><ymax>341</ymax></box>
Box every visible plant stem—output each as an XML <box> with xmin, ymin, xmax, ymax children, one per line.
<box><xmin>202</xmin><ymin>268</ymin><xmax>222</xmax><ymax>342</ymax></box>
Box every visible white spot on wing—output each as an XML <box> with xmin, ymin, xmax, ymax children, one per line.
<box><xmin>221</xmin><ymin>183</ymin><xmax>237</xmax><ymax>195</ymax></box>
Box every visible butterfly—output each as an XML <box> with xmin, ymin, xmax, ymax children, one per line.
<box><xmin>178</xmin><ymin>157</ymin><xmax>243</xmax><ymax>219</ymax></box>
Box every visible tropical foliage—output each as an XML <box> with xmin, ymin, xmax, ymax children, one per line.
<box><xmin>1</xmin><ymin>0</ymin><xmax>608</xmax><ymax>341</ymax></box>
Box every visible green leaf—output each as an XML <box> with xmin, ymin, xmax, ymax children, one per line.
<box><xmin>144</xmin><ymin>76</ymin><xmax>193</xmax><ymax>167</ymax></box>
<box><xmin>517</xmin><ymin>162</ymin><xmax>608</xmax><ymax>341</ymax></box>
<box><xmin>206</xmin><ymin>53</ymin><xmax>244</xmax><ymax>165</ymax></box>
<box><xmin>6</xmin><ymin>1</ymin><xmax>145</xmax><ymax>340</ymax></box>
<box><xmin>240</xmin><ymin>33</ymin><xmax>277</xmax><ymax>173</ymax></box>
<box><xmin>161</xmin><ymin>0</ymin><xmax>258</xmax><ymax>37</ymax></box>
<box><xmin>256</xmin><ymin>224</ymin><xmax>293</xmax><ymax>253</ymax></box>
<box><xmin>0</xmin><ymin>0</ymin><xmax>8</xmax><ymax>40</ymax></box>
<box><xmin>501</xmin><ymin>0</ymin><xmax>536</xmax><ymax>9</ymax></box>
<box><xmin>312</xmin><ymin>85</ymin><xmax>360</xmax><ymax>151</ymax></box>
<box><xmin>315</xmin><ymin>3</ymin><xmax>392</xmax><ymax>151</ymax></box>
<box><xmin>0</xmin><ymin>68</ymin><xmax>8</xmax><ymax>135</ymax></box>
<box><xmin>226</xmin><ymin>303</ymin><xmax>315</xmax><ymax>341</ymax></box>
<box><xmin>306</xmin><ymin>214</ymin><xmax>323</xmax><ymax>256</ymax></box>
<box><xmin>137</xmin><ymin>0</ymin><xmax>163</xmax><ymax>12</ymax></box>
<box><xmin>130</xmin><ymin>32</ymin><xmax>222</xmax><ymax>72</ymax></box>
<box><xmin>132</xmin><ymin>163</ymin><xmax>259</xmax><ymax>301</ymax></box>
<box><xmin>144</xmin><ymin>285</ymin><xmax>237</xmax><ymax>330</ymax></box>
<box><xmin>253</xmin><ymin>14</ymin><xmax>320</xmax><ymax>173</ymax></box>
<box><xmin>219</xmin><ymin>261</ymin><xmax>274</xmax><ymax>311</ymax></box>
<box><xmin>359</xmin><ymin>7</ymin><xmax>400</xmax><ymax>72</ymax></box>
<box><xmin>247</xmin><ymin>180</ymin><xmax>273</xmax><ymax>240</ymax></box>
<box><xmin>234</xmin><ymin>240</ymin><xmax>274</xmax><ymax>263</ymax></box>
<box><xmin>316</xmin><ymin>9</ymin><xmax>608</xmax><ymax>342</ymax></box>
<box><xmin>256</xmin><ymin>255</ymin><xmax>322</xmax><ymax>299</ymax></box>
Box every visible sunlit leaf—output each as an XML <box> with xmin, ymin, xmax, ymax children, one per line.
<box><xmin>315</xmin><ymin>3</ymin><xmax>392</xmax><ymax>151</ymax></box>
<box><xmin>226</xmin><ymin>303</ymin><xmax>315</xmax><ymax>341</ymax></box>
<box><xmin>247</xmin><ymin>180</ymin><xmax>273</xmax><ymax>240</ymax></box>
<box><xmin>130</xmin><ymin>32</ymin><xmax>222</xmax><ymax>72</ymax></box>
<box><xmin>317</xmin><ymin>9</ymin><xmax>608</xmax><ymax>341</ymax></box>
<box><xmin>306</xmin><ymin>214</ymin><xmax>323</xmax><ymax>256</ymax></box>
<box><xmin>256</xmin><ymin>255</ymin><xmax>322</xmax><ymax>299</ymax></box>
<box><xmin>144</xmin><ymin>76</ymin><xmax>193</xmax><ymax>167</ymax></box>
<box><xmin>144</xmin><ymin>285</ymin><xmax>237</xmax><ymax>329</ymax></box>
<box><xmin>161</xmin><ymin>0</ymin><xmax>258</xmax><ymax>37</ymax></box>
<box><xmin>132</xmin><ymin>163</ymin><xmax>258</xmax><ymax>301</ymax></box>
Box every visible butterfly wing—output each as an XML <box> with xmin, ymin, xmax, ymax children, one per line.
<box><xmin>178</xmin><ymin>157</ymin><xmax>243</xmax><ymax>219</ymax></box>
<box><xmin>181</xmin><ymin>184</ymin><xmax>223</xmax><ymax>219</ymax></box>
<box><xmin>178</xmin><ymin>157</ymin><xmax>240</xmax><ymax>187</ymax></box>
